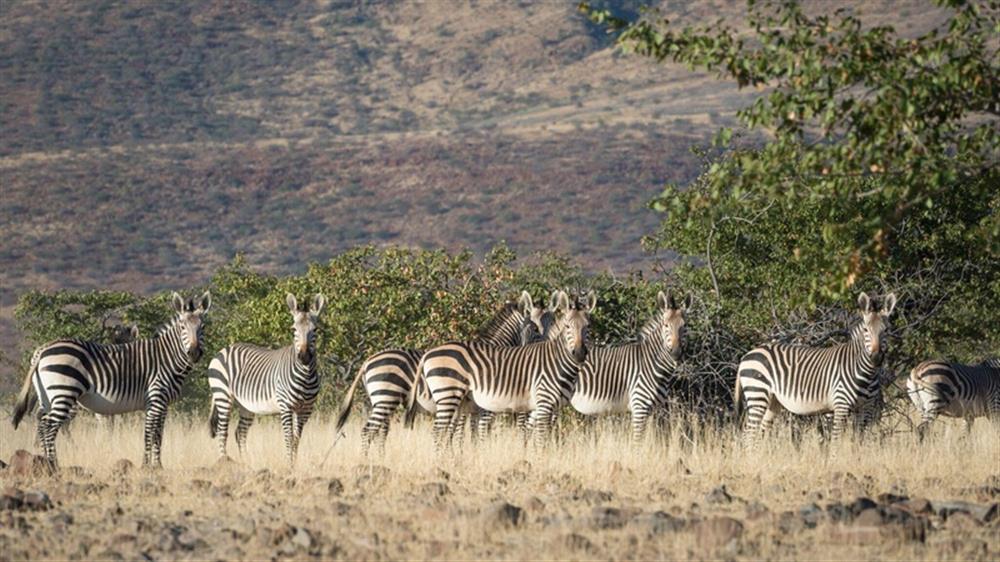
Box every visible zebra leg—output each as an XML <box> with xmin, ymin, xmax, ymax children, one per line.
<box><xmin>213</xmin><ymin>397</ymin><xmax>233</xmax><ymax>460</ymax></box>
<box><xmin>475</xmin><ymin>411</ymin><xmax>496</xmax><ymax>441</ymax></box>
<box><xmin>291</xmin><ymin>409</ymin><xmax>313</xmax><ymax>463</ymax></box>
<box><xmin>530</xmin><ymin>401</ymin><xmax>556</xmax><ymax>448</ymax></box>
<box><xmin>362</xmin><ymin>398</ymin><xmax>399</xmax><ymax>456</ymax></box>
<box><xmin>451</xmin><ymin>413</ymin><xmax>468</xmax><ymax>450</ymax></box>
<box><xmin>630</xmin><ymin>403</ymin><xmax>652</xmax><ymax>443</ymax></box>
<box><xmin>236</xmin><ymin>412</ymin><xmax>254</xmax><ymax>456</ymax></box>
<box><xmin>830</xmin><ymin>406</ymin><xmax>850</xmax><ymax>442</ymax></box>
<box><xmin>143</xmin><ymin>392</ymin><xmax>169</xmax><ymax>468</ymax></box>
<box><xmin>279</xmin><ymin>408</ymin><xmax>296</xmax><ymax>465</ymax></box>
<box><xmin>432</xmin><ymin>394</ymin><xmax>464</xmax><ymax>453</ymax></box>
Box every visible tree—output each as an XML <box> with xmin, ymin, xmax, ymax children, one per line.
<box><xmin>584</xmin><ymin>0</ymin><xmax>999</xmax><ymax>296</ymax></box>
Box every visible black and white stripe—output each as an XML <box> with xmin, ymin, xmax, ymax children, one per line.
<box><xmin>335</xmin><ymin>291</ymin><xmax>554</xmax><ymax>454</ymax></box>
<box><xmin>907</xmin><ymin>357</ymin><xmax>1000</xmax><ymax>438</ymax></box>
<box><xmin>734</xmin><ymin>292</ymin><xmax>897</xmax><ymax>441</ymax></box>
<box><xmin>571</xmin><ymin>291</ymin><xmax>689</xmax><ymax>440</ymax></box>
<box><xmin>407</xmin><ymin>290</ymin><xmax>595</xmax><ymax>449</ymax></box>
<box><xmin>11</xmin><ymin>292</ymin><xmax>211</xmax><ymax>469</ymax></box>
<box><xmin>208</xmin><ymin>293</ymin><xmax>326</xmax><ymax>465</ymax></box>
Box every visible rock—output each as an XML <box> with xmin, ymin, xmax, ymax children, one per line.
<box><xmin>799</xmin><ymin>503</ymin><xmax>824</xmax><ymax>528</ymax></box>
<box><xmin>327</xmin><ymin>478</ymin><xmax>344</xmax><ymax>496</ymax></box>
<box><xmin>190</xmin><ymin>479</ymin><xmax>212</xmax><ymax>491</ymax></box>
<box><xmin>634</xmin><ymin>511</ymin><xmax>686</xmax><ymax>535</ymax></box>
<box><xmin>745</xmin><ymin>500</ymin><xmax>769</xmax><ymax>520</ymax></box>
<box><xmin>878</xmin><ymin>492</ymin><xmax>908</xmax><ymax>504</ymax></box>
<box><xmin>705</xmin><ymin>485</ymin><xmax>733</xmax><ymax>504</ymax></box>
<box><xmin>944</xmin><ymin>511</ymin><xmax>982</xmax><ymax>530</ymax></box>
<box><xmin>292</xmin><ymin>527</ymin><xmax>316</xmax><ymax>550</ymax></box>
<box><xmin>825</xmin><ymin>502</ymin><xmax>852</xmax><ymax>523</ymax></box>
<box><xmin>854</xmin><ymin>507</ymin><xmax>884</xmax><ymax>527</ymax></box>
<box><xmin>933</xmin><ymin>500</ymin><xmax>998</xmax><ymax>523</ymax></box>
<box><xmin>112</xmin><ymin>459</ymin><xmax>134</xmax><ymax>477</ymax></box>
<box><xmin>525</xmin><ymin>497</ymin><xmax>545</xmax><ymax>511</ymax></box>
<box><xmin>354</xmin><ymin>465</ymin><xmax>391</xmax><ymax>489</ymax></box>
<box><xmin>575</xmin><ymin>488</ymin><xmax>613</xmax><ymax>505</ymax></box>
<box><xmin>64</xmin><ymin>466</ymin><xmax>92</xmax><ymax>479</ymax></box>
<box><xmin>8</xmin><ymin>450</ymin><xmax>53</xmax><ymax>477</ymax></box>
<box><xmin>1</xmin><ymin>487</ymin><xmax>24</xmax><ymax>510</ymax></box>
<box><xmin>481</xmin><ymin>501</ymin><xmax>523</xmax><ymax>529</ymax></box>
<box><xmin>0</xmin><ymin>459</ymin><xmax>7</xmax><ymax>470</ymax></box>
<box><xmin>848</xmin><ymin>506</ymin><xmax>928</xmax><ymax>543</ymax></box>
<box><xmin>563</xmin><ymin>533</ymin><xmax>594</xmax><ymax>552</ymax></box>
<box><xmin>49</xmin><ymin>511</ymin><xmax>73</xmax><ymax>527</ymax></box>
<box><xmin>589</xmin><ymin>506</ymin><xmax>631</xmax><ymax>530</ymax></box>
<box><xmin>176</xmin><ymin>529</ymin><xmax>207</xmax><ymax>550</ymax></box>
<box><xmin>848</xmin><ymin>497</ymin><xmax>878</xmax><ymax>516</ymax></box>
<box><xmin>22</xmin><ymin>490</ymin><xmax>52</xmax><ymax>511</ymax></box>
<box><xmin>900</xmin><ymin>497</ymin><xmax>932</xmax><ymax>515</ymax></box>
<box><xmin>258</xmin><ymin>522</ymin><xmax>296</xmax><ymax>546</ymax></box>
<box><xmin>434</xmin><ymin>469</ymin><xmax>451</xmax><ymax>481</ymax></box>
<box><xmin>694</xmin><ymin>517</ymin><xmax>744</xmax><ymax>549</ymax></box>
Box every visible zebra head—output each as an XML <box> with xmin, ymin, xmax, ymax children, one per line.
<box><xmin>517</xmin><ymin>290</ymin><xmax>557</xmax><ymax>344</ymax></box>
<box><xmin>171</xmin><ymin>291</ymin><xmax>211</xmax><ymax>363</ymax></box>
<box><xmin>857</xmin><ymin>292</ymin><xmax>897</xmax><ymax>360</ymax></box>
<box><xmin>656</xmin><ymin>290</ymin><xmax>691</xmax><ymax>360</ymax></box>
<box><xmin>286</xmin><ymin>293</ymin><xmax>326</xmax><ymax>365</ymax></box>
<box><xmin>552</xmin><ymin>290</ymin><xmax>596</xmax><ymax>364</ymax></box>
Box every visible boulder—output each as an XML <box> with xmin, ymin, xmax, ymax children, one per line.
<box><xmin>694</xmin><ymin>516</ymin><xmax>744</xmax><ymax>549</ymax></box>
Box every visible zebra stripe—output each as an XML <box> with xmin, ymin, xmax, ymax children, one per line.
<box><xmin>734</xmin><ymin>292</ymin><xmax>897</xmax><ymax>441</ymax></box>
<box><xmin>908</xmin><ymin>357</ymin><xmax>1000</xmax><ymax>439</ymax></box>
<box><xmin>334</xmin><ymin>291</ymin><xmax>554</xmax><ymax>454</ymax></box>
<box><xmin>11</xmin><ymin>292</ymin><xmax>211</xmax><ymax>469</ymax></box>
<box><xmin>409</xmin><ymin>290</ymin><xmax>595</xmax><ymax>450</ymax></box>
<box><xmin>208</xmin><ymin>293</ymin><xmax>325</xmax><ymax>465</ymax></box>
<box><xmin>571</xmin><ymin>291</ymin><xmax>689</xmax><ymax>440</ymax></box>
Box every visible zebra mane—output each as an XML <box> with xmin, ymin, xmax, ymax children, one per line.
<box><xmin>637</xmin><ymin>311</ymin><xmax>663</xmax><ymax>343</ymax></box>
<box><xmin>476</xmin><ymin>302</ymin><xmax>522</xmax><ymax>340</ymax></box>
<box><xmin>154</xmin><ymin>314</ymin><xmax>183</xmax><ymax>338</ymax></box>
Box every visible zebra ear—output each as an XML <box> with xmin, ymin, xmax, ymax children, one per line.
<box><xmin>857</xmin><ymin>292</ymin><xmax>871</xmax><ymax>313</ymax></box>
<box><xmin>286</xmin><ymin>293</ymin><xmax>298</xmax><ymax>314</ymax></box>
<box><xmin>683</xmin><ymin>294</ymin><xmax>693</xmax><ymax>311</ymax></box>
<box><xmin>881</xmin><ymin>293</ymin><xmax>897</xmax><ymax>317</ymax></box>
<box><xmin>171</xmin><ymin>292</ymin><xmax>184</xmax><ymax>313</ymax></box>
<box><xmin>585</xmin><ymin>291</ymin><xmax>597</xmax><ymax>313</ymax></box>
<box><xmin>130</xmin><ymin>325</ymin><xmax>140</xmax><ymax>339</ymax></box>
<box><xmin>548</xmin><ymin>290</ymin><xmax>561</xmax><ymax>312</ymax></box>
<box><xmin>656</xmin><ymin>291</ymin><xmax>668</xmax><ymax>309</ymax></box>
<box><xmin>199</xmin><ymin>291</ymin><xmax>212</xmax><ymax>314</ymax></box>
<box><xmin>518</xmin><ymin>291</ymin><xmax>534</xmax><ymax>316</ymax></box>
<box><xmin>311</xmin><ymin>293</ymin><xmax>326</xmax><ymax>316</ymax></box>
<box><xmin>558</xmin><ymin>290</ymin><xmax>571</xmax><ymax>313</ymax></box>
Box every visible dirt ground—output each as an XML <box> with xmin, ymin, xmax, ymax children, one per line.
<box><xmin>1</xmin><ymin>414</ymin><xmax>997</xmax><ymax>561</ymax></box>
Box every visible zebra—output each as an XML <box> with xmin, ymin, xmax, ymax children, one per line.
<box><xmin>11</xmin><ymin>292</ymin><xmax>211</xmax><ymax>469</ymax></box>
<box><xmin>334</xmin><ymin>291</ymin><xmax>555</xmax><ymax>454</ymax></box>
<box><xmin>734</xmin><ymin>291</ymin><xmax>898</xmax><ymax>442</ymax></box>
<box><xmin>907</xmin><ymin>357</ymin><xmax>1000</xmax><ymax>439</ymax></box>
<box><xmin>570</xmin><ymin>290</ymin><xmax>690</xmax><ymax>441</ymax></box>
<box><xmin>208</xmin><ymin>293</ymin><xmax>326</xmax><ymax>465</ymax></box>
<box><xmin>407</xmin><ymin>290</ymin><xmax>595</xmax><ymax>450</ymax></box>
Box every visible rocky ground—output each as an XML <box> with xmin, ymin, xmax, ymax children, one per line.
<box><xmin>1</xmin><ymin>418</ymin><xmax>997</xmax><ymax>560</ymax></box>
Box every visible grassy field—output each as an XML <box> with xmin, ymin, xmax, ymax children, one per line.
<box><xmin>1</xmin><ymin>412</ymin><xmax>997</xmax><ymax>560</ymax></box>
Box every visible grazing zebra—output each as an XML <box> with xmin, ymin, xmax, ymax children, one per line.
<box><xmin>12</xmin><ymin>292</ymin><xmax>211</xmax><ymax>469</ymax></box>
<box><xmin>335</xmin><ymin>291</ymin><xmax>554</xmax><ymax>454</ymax></box>
<box><xmin>571</xmin><ymin>291</ymin><xmax>690</xmax><ymax>441</ymax></box>
<box><xmin>907</xmin><ymin>357</ymin><xmax>1000</xmax><ymax>439</ymax></box>
<box><xmin>208</xmin><ymin>293</ymin><xmax>326</xmax><ymax>465</ymax></box>
<box><xmin>734</xmin><ymin>292</ymin><xmax>898</xmax><ymax>442</ymax></box>
<box><xmin>408</xmin><ymin>290</ymin><xmax>595</xmax><ymax>449</ymax></box>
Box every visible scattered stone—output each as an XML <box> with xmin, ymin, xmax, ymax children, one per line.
<box><xmin>292</xmin><ymin>527</ymin><xmax>316</xmax><ymax>550</ymax></box>
<box><xmin>900</xmin><ymin>497</ymin><xmax>932</xmax><ymax>515</ymax></box>
<box><xmin>825</xmin><ymin>502</ymin><xmax>852</xmax><ymax>523</ymax></box>
<box><xmin>848</xmin><ymin>497</ymin><xmax>878</xmax><ymax>516</ymax></box>
<box><xmin>1</xmin><ymin>487</ymin><xmax>24</xmax><ymax>510</ymax></box>
<box><xmin>327</xmin><ymin>478</ymin><xmax>344</xmax><ymax>496</ymax></box>
<box><xmin>0</xmin><ymin>459</ymin><xmax>7</xmax><ymax>471</ymax></box>
<box><xmin>22</xmin><ymin>490</ymin><xmax>52</xmax><ymax>511</ymax></box>
<box><xmin>847</xmin><ymin>505</ymin><xmax>929</xmax><ymax>543</ymax></box>
<box><xmin>634</xmin><ymin>511</ymin><xmax>686</xmax><ymax>535</ymax></box>
<box><xmin>694</xmin><ymin>516</ymin><xmax>744</xmax><ymax>549</ymax></box>
<box><xmin>705</xmin><ymin>485</ymin><xmax>733</xmax><ymax>504</ymax></box>
<box><xmin>563</xmin><ymin>533</ymin><xmax>594</xmax><ymax>552</ymax></box>
<box><xmin>258</xmin><ymin>522</ymin><xmax>296</xmax><ymax>546</ymax></box>
<box><xmin>434</xmin><ymin>468</ymin><xmax>451</xmax><ymax>481</ymax></box>
<box><xmin>745</xmin><ymin>500</ymin><xmax>769</xmax><ymax>520</ymax></box>
<box><xmin>481</xmin><ymin>501</ymin><xmax>523</xmax><ymax>529</ymax></box>
<box><xmin>590</xmin><ymin>506</ymin><xmax>632</xmax><ymax>530</ymax></box>
<box><xmin>877</xmin><ymin>492</ymin><xmax>908</xmax><ymax>505</ymax></box>
<box><xmin>799</xmin><ymin>503</ymin><xmax>824</xmax><ymax>528</ymax></box>
<box><xmin>112</xmin><ymin>459</ymin><xmax>134</xmax><ymax>477</ymax></box>
<box><xmin>525</xmin><ymin>496</ymin><xmax>545</xmax><ymax>511</ymax></box>
<box><xmin>64</xmin><ymin>466</ymin><xmax>92</xmax><ymax>479</ymax></box>
<box><xmin>8</xmin><ymin>450</ymin><xmax>53</xmax><ymax>477</ymax></box>
<box><xmin>932</xmin><ymin>500</ymin><xmax>998</xmax><ymax>523</ymax></box>
<box><xmin>49</xmin><ymin>511</ymin><xmax>73</xmax><ymax>527</ymax></box>
<box><xmin>190</xmin><ymin>479</ymin><xmax>212</xmax><ymax>492</ymax></box>
<box><xmin>575</xmin><ymin>488</ymin><xmax>613</xmax><ymax>505</ymax></box>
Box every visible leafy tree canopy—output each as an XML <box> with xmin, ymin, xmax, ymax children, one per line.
<box><xmin>584</xmin><ymin>0</ymin><xmax>999</xmax><ymax>296</ymax></box>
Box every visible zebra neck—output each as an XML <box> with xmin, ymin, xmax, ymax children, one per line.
<box><xmin>640</xmin><ymin>337</ymin><xmax>677</xmax><ymax>379</ymax></box>
<box><xmin>846</xmin><ymin>326</ymin><xmax>879</xmax><ymax>388</ymax></box>
<box><xmin>479</xmin><ymin>306</ymin><xmax>524</xmax><ymax>346</ymax></box>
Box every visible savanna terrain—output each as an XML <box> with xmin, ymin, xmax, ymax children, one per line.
<box><xmin>1</xmin><ymin>413</ymin><xmax>997</xmax><ymax>560</ymax></box>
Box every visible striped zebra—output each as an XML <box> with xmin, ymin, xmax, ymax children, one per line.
<box><xmin>571</xmin><ymin>291</ymin><xmax>690</xmax><ymax>441</ymax></box>
<box><xmin>734</xmin><ymin>292</ymin><xmax>898</xmax><ymax>442</ymax></box>
<box><xmin>208</xmin><ymin>293</ymin><xmax>326</xmax><ymax>465</ymax></box>
<box><xmin>907</xmin><ymin>357</ymin><xmax>1000</xmax><ymax>439</ymax></box>
<box><xmin>335</xmin><ymin>291</ymin><xmax>554</xmax><ymax>454</ymax></box>
<box><xmin>408</xmin><ymin>290</ymin><xmax>595</xmax><ymax>449</ymax></box>
<box><xmin>11</xmin><ymin>292</ymin><xmax>211</xmax><ymax>469</ymax></box>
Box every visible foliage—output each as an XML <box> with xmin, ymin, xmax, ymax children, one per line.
<box><xmin>584</xmin><ymin>0</ymin><xmax>1000</xmax><ymax>296</ymax></box>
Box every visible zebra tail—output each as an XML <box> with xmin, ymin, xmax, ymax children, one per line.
<box><xmin>11</xmin><ymin>353</ymin><xmax>40</xmax><ymax>429</ymax></box>
<box><xmin>208</xmin><ymin>401</ymin><xmax>218</xmax><ymax>439</ymax></box>
<box><xmin>733</xmin><ymin>374</ymin><xmax>744</xmax><ymax>426</ymax></box>
<box><xmin>334</xmin><ymin>365</ymin><xmax>366</xmax><ymax>433</ymax></box>
<box><xmin>403</xmin><ymin>357</ymin><xmax>424</xmax><ymax>429</ymax></box>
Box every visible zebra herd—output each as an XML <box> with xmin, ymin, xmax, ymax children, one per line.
<box><xmin>8</xmin><ymin>289</ymin><xmax>1000</xmax><ymax>469</ymax></box>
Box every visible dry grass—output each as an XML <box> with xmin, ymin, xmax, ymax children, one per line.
<box><xmin>1</xmin><ymin>412</ymin><xmax>998</xmax><ymax>560</ymax></box>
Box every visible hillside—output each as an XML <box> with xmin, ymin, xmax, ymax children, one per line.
<box><xmin>0</xmin><ymin>0</ymin><xmax>945</xmax><ymax>367</ymax></box>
